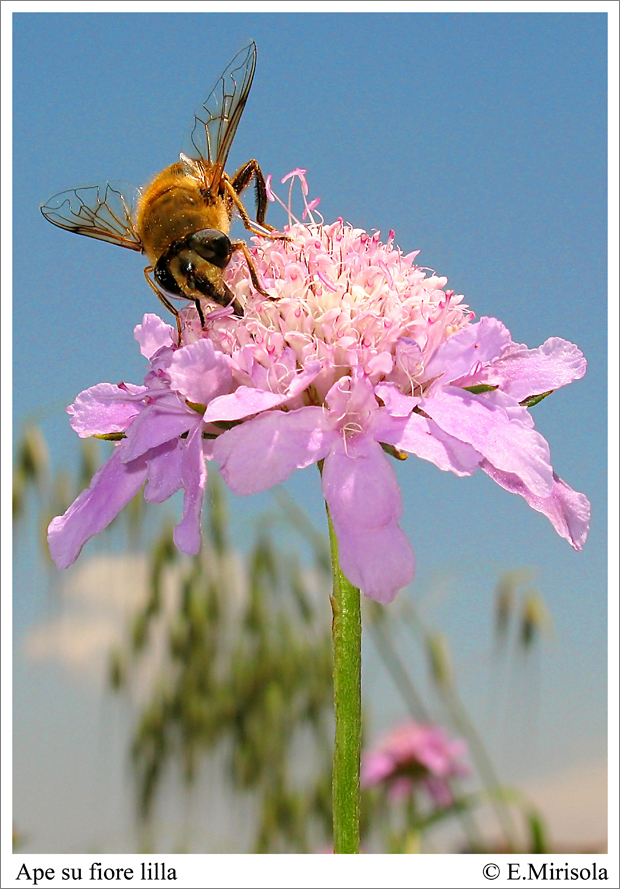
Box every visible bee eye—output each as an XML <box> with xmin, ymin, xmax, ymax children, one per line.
<box><xmin>187</xmin><ymin>229</ymin><xmax>233</xmax><ymax>268</ymax></box>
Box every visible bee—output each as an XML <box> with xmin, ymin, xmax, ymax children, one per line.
<box><xmin>41</xmin><ymin>41</ymin><xmax>280</xmax><ymax>335</ymax></box>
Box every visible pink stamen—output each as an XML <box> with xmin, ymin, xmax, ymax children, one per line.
<box><xmin>378</xmin><ymin>260</ymin><xmax>394</xmax><ymax>289</ymax></box>
<box><xmin>281</xmin><ymin>168</ymin><xmax>309</xmax><ymax>195</ymax></box>
<box><xmin>302</xmin><ymin>197</ymin><xmax>321</xmax><ymax>220</ymax></box>
<box><xmin>317</xmin><ymin>270</ymin><xmax>338</xmax><ymax>292</ymax></box>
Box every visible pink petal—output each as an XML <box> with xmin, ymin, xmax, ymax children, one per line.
<box><xmin>134</xmin><ymin>314</ymin><xmax>176</xmax><ymax>359</ymax></box>
<box><xmin>47</xmin><ymin>447</ymin><xmax>148</xmax><ymax>570</ymax></box>
<box><xmin>205</xmin><ymin>387</ymin><xmax>290</xmax><ymax>422</ymax></box>
<box><xmin>424</xmin><ymin>317</ymin><xmax>512</xmax><ymax>384</ymax></box>
<box><xmin>121</xmin><ymin>400</ymin><xmax>199</xmax><ymax>462</ymax></box>
<box><xmin>322</xmin><ymin>439</ymin><xmax>415</xmax><ymax>603</ymax></box>
<box><xmin>390</xmin><ymin>338</ymin><xmax>424</xmax><ymax>390</ymax></box>
<box><xmin>477</xmin><ymin>337</ymin><xmax>587</xmax><ymax>402</ymax></box>
<box><xmin>168</xmin><ymin>339</ymin><xmax>232</xmax><ymax>405</ymax></box>
<box><xmin>143</xmin><ymin>440</ymin><xmax>184</xmax><ymax>503</ymax></box>
<box><xmin>204</xmin><ymin>362</ymin><xmax>321</xmax><ymax>423</ymax></box>
<box><xmin>388</xmin><ymin>777</ymin><xmax>415</xmax><ymax>801</ymax></box>
<box><xmin>366</xmin><ymin>351</ymin><xmax>394</xmax><ymax>378</ymax></box>
<box><xmin>214</xmin><ymin>407</ymin><xmax>333</xmax><ymax>495</ymax></box>
<box><xmin>421</xmin><ymin>387</ymin><xmax>553</xmax><ymax>497</ymax></box>
<box><xmin>361</xmin><ymin>752</ymin><xmax>394</xmax><ymax>787</ymax></box>
<box><xmin>334</xmin><ymin>523</ymin><xmax>415</xmax><ymax>605</ymax></box>
<box><xmin>324</xmin><ymin>372</ymin><xmax>379</xmax><ymax>428</ymax></box>
<box><xmin>376</xmin><ymin>410</ymin><xmax>482</xmax><ymax>476</ymax></box>
<box><xmin>68</xmin><ymin>382</ymin><xmax>147</xmax><ymax>437</ymax></box>
<box><xmin>173</xmin><ymin>423</ymin><xmax>208</xmax><ymax>555</ymax></box>
<box><xmin>424</xmin><ymin>776</ymin><xmax>454</xmax><ymax>808</ymax></box>
<box><xmin>374</xmin><ymin>382</ymin><xmax>420</xmax><ymax>417</ymax></box>
<box><xmin>481</xmin><ymin>463</ymin><xmax>590</xmax><ymax>550</ymax></box>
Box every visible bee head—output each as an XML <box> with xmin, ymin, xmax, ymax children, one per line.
<box><xmin>187</xmin><ymin>229</ymin><xmax>233</xmax><ymax>269</ymax></box>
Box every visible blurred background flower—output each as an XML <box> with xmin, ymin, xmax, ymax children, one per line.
<box><xmin>361</xmin><ymin>721</ymin><xmax>468</xmax><ymax>807</ymax></box>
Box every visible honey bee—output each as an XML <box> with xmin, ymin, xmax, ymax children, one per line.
<box><xmin>41</xmin><ymin>41</ymin><xmax>280</xmax><ymax>334</ymax></box>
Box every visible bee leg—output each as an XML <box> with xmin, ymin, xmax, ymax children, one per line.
<box><xmin>231</xmin><ymin>240</ymin><xmax>273</xmax><ymax>300</ymax></box>
<box><xmin>223</xmin><ymin>176</ymin><xmax>287</xmax><ymax>240</ymax></box>
<box><xmin>192</xmin><ymin>298</ymin><xmax>206</xmax><ymax>328</ymax></box>
<box><xmin>229</xmin><ymin>158</ymin><xmax>272</xmax><ymax>227</ymax></box>
<box><xmin>144</xmin><ymin>267</ymin><xmax>183</xmax><ymax>344</ymax></box>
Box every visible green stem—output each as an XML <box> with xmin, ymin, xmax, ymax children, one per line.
<box><xmin>325</xmin><ymin>500</ymin><xmax>361</xmax><ymax>853</ymax></box>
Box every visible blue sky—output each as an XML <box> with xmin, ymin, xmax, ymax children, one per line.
<box><xmin>11</xmin><ymin>11</ymin><xmax>610</xmax><ymax>852</ymax></box>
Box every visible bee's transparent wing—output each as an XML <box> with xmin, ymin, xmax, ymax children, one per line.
<box><xmin>40</xmin><ymin>181</ymin><xmax>143</xmax><ymax>252</ymax></box>
<box><xmin>182</xmin><ymin>41</ymin><xmax>257</xmax><ymax>187</ymax></box>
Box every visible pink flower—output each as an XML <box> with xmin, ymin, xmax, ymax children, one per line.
<box><xmin>48</xmin><ymin>316</ymin><xmax>231</xmax><ymax>568</ymax></box>
<box><xmin>185</xmin><ymin>220</ymin><xmax>587</xmax><ymax>603</ymax></box>
<box><xmin>48</xmin><ymin>180</ymin><xmax>590</xmax><ymax>603</ymax></box>
<box><xmin>361</xmin><ymin>722</ymin><xmax>468</xmax><ymax>807</ymax></box>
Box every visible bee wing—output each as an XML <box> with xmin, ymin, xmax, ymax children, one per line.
<box><xmin>40</xmin><ymin>181</ymin><xmax>143</xmax><ymax>252</ymax></box>
<box><xmin>182</xmin><ymin>41</ymin><xmax>257</xmax><ymax>190</ymax></box>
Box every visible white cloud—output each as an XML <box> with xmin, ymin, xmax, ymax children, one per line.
<box><xmin>23</xmin><ymin>554</ymin><xmax>151</xmax><ymax>687</ymax></box>
<box><xmin>21</xmin><ymin>549</ymin><xmax>249</xmax><ymax>694</ymax></box>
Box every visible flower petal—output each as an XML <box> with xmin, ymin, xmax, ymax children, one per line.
<box><xmin>424</xmin><ymin>317</ymin><xmax>512</xmax><ymax>384</ymax></box>
<box><xmin>322</xmin><ymin>439</ymin><xmax>415</xmax><ymax>603</ymax></box>
<box><xmin>481</xmin><ymin>462</ymin><xmax>590</xmax><ymax>550</ymax></box>
<box><xmin>68</xmin><ymin>382</ymin><xmax>147</xmax><ymax>437</ymax></box>
<box><xmin>325</xmin><ymin>372</ymin><xmax>377</xmax><ymax>424</ymax></box>
<box><xmin>421</xmin><ymin>387</ymin><xmax>553</xmax><ymax>496</ymax></box>
<box><xmin>204</xmin><ymin>361</ymin><xmax>321</xmax><ymax>423</ymax></box>
<box><xmin>214</xmin><ymin>407</ymin><xmax>332</xmax><ymax>494</ymax></box>
<box><xmin>143</xmin><ymin>440</ymin><xmax>184</xmax><ymax>503</ymax></box>
<box><xmin>134</xmin><ymin>314</ymin><xmax>176</xmax><ymax>359</ymax></box>
<box><xmin>47</xmin><ymin>447</ymin><xmax>148</xmax><ymax>570</ymax></box>
<box><xmin>173</xmin><ymin>423</ymin><xmax>208</xmax><ymax>555</ymax></box>
<box><xmin>477</xmin><ymin>337</ymin><xmax>587</xmax><ymax>402</ymax></box>
<box><xmin>375</xmin><ymin>382</ymin><xmax>420</xmax><ymax>417</ymax></box>
<box><xmin>376</xmin><ymin>410</ymin><xmax>482</xmax><ymax>476</ymax></box>
<box><xmin>121</xmin><ymin>399</ymin><xmax>199</xmax><ymax>462</ymax></box>
<box><xmin>205</xmin><ymin>387</ymin><xmax>290</xmax><ymax>422</ymax></box>
<box><xmin>361</xmin><ymin>752</ymin><xmax>393</xmax><ymax>787</ymax></box>
<box><xmin>168</xmin><ymin>339</ymin><xmax>233</xmax><ymax>405</ymax></box>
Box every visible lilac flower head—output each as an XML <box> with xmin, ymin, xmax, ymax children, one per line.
<box><xmin>48</xmin><ymin>173</ymin><xmax>590</xmax><ymax>603</ymax></box>
<box><xmin>361</xmin><ymin>722</ymin><xmax>469</xmax><ymax>807</ymax></box>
